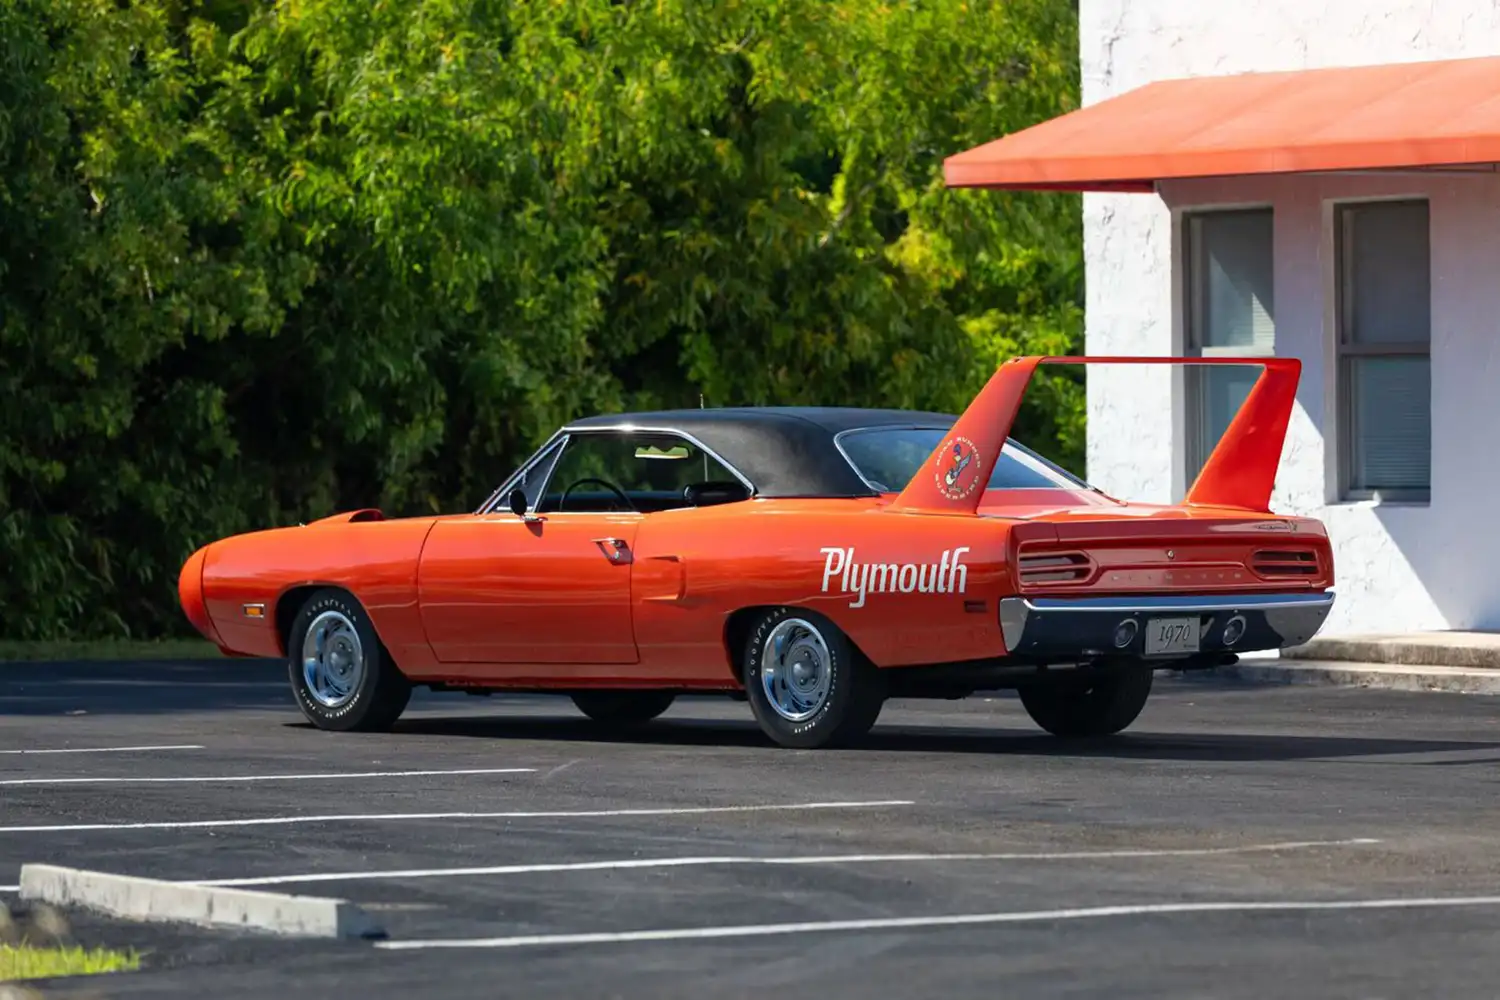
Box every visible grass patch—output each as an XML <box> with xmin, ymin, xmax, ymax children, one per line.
<box><xmin>0</xmin><ymin>638</ymin><xmax>222</xmax><ymax>662</ymax></box>
<box><xmin>0</xmin><ymin>943</ymin><xmax>140</xmax><ymax>980</ymax></box>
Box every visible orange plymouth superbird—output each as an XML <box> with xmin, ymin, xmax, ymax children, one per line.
<box><xmin>178</xmin><ymin>356</ymin><xmax>1335</xmax><ymax>748</ymax></box>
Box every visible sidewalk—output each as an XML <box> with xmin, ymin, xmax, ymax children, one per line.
<box><xmin>1197</xmin><ymin>632</ymin><xmax>1500</xmax><ymax>695</ymax></box>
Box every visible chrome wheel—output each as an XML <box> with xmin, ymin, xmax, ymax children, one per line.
<box><xmin>301</xmin><ymin>609</ymin><xmax>364</xmax><ymax>709</ymax></box>
<box><xmin>760</xmin><ymin>617</ymin><xmax>832</xmax><ymax>723</ymax></box>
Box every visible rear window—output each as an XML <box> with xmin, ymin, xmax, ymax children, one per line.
<box><xmin>836</xmin><ymin>427</ymin><xmax>1090</xmax><ymax>494</ymax></box>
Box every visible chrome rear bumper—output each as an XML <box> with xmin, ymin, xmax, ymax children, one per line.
<box><xmin>998</xmin><ymin>591</ymin><xmax>1335</xmax><ymax>661</ymax></box>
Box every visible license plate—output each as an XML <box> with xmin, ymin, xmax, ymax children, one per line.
<box><xmin>1144</xmin><ymin>616</ymin><xmax>1200</xmax><ymax>656</ymax></box>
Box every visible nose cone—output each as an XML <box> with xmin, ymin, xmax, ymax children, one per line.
<box><xmin>178</xmin><ymin>544</ymin><xmax>221</xmax><ymax>644</ymax></box>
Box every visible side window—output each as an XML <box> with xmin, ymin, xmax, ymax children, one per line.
<box><xmin>538</xmin><ymin>432</ymin><xmax>744</xmax><ymax>512</ymax></box>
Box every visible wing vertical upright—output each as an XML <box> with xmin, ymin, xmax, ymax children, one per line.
<box><xmin>890</xmin><ymin>355</ymin><xmax>1301</xmax><ymax>515</ymax></box>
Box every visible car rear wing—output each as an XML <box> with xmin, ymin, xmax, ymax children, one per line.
<box><xmin>889</xmin><ymin>355</ymin><xmax>1300</xmax><ymax>515</ymax></box>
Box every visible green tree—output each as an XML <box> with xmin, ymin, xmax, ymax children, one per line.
<box><xmin>0</xmin><ymin>0</ymin><xmax>1081</xmax><ymax>640</ymax></box>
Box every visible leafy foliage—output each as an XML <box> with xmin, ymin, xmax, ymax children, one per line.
<box><xmin>0</xmin><ymin>0</ymin><xmax>1082</xmax><ymax>639</ymax></box>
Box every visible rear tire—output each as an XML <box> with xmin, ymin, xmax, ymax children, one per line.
<box><xmin>742</xmin><ymin>607</ymin><xmax>885</xmax><ymax>749</ymax></box>
<box><xmin>1018</xmin><ymin>665</ymin><xmax>1153</xmax><ymax>738</ymax></box>
<box><xmin>287</xmin><ymin>588</ymin><xmax>411</xmax><ymax>732</ymax></box>
<box><xmin>571</xmin><ymin>690</ymin><xmax>676</xmax><ymax>726</ymax></box>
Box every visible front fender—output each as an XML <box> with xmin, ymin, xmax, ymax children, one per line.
<box><xmin>200</xmin><ymin>518</ymin><xmax>438</xmax><ymax>667</ymax></box>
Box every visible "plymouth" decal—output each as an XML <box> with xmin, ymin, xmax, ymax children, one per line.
<box><xmin>819</xmin><ymin>546</ymin><xmax>971</xmax><ymax>608</ymax></box>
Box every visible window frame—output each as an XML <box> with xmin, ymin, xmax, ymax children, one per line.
<box><xmin>1333</xmin><ymin>198</ymin><xmax>1432</xmax><ymax>504</ymax></box>
<box><xmin>1181</xmin><ymin>206</ymin><xmax>1277</xmax><ymax>482</ymax></box>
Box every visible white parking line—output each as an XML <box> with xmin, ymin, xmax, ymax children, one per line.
<box><xmin>0</xmin><ymin>745</ymin><xmax>205</xmax><ymax>755</ymax></box>
<box><xmin>0</xmin><ymin>767</ymin><xmax>535</xmax><ymax>787</ymax></box>
<box><xmin>195</xmin><ymin>838</ymin><xmax>1381</xmax><ymax>889</ymax></box>
<box><xmin>17</xmin><ymin>680</ymin><xmax>270</xmax><ymax>689</ymax></box>
<box><xmin>0</xmin><ymin>800</ymin><xmax>914</xmax><ymax>834</ymax></box>
<box><xmin>375</xmin><ymin>894</ymin><xmax>1500</xmax><ymax>951</ymax></box>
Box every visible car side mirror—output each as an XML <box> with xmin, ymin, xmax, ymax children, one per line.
<box><xmin>508</xmin><ymin>488</ymin><xmax>528</xmax><ymax>518</ymax></box>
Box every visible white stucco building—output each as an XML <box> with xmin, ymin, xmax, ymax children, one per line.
<box><xmin>946</xmin><ymin>1</ymin><xmax>1500</xmax><ymax>637</ymax></box>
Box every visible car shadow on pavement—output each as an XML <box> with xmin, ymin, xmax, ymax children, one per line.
<box><xmin>385</xmin><ymin>713</ymin><xmax>1500</xmax><ymax>763</ymax></box>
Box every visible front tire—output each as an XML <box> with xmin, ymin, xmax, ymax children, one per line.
<box><xmin>287</xmin><ymin>588</ymin><xmax>411</xmax><ymax>732</ymax></box>
<box><xmin>1018</xmin><ymin>664</ymin><xmax>1153</xmax><ymax>738</ymax></box>
<box><xmin>571</xmin><ymin>691</ymin><xmax>676</xmax><ymax>727</ymax></box>
<box><xmin>742</xmin><ymin>607</ymin><xmax>884</xmax><ymax>749</ymax></box>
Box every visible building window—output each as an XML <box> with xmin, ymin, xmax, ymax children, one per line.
<box><xmin>1183</xmin><ymin>209</ymin><xmax>1275</xmax><ymax>480</ymax></box>
<box><xmin>1336</xmin><ymin>200</ymin><xmax>1431</xmax><ymax>502</ymax></box>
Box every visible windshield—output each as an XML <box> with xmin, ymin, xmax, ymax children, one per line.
<box><xmin>836</xmin><ymin>426</ymin><xmax>1091</xmax><ymax>494</ymax></box>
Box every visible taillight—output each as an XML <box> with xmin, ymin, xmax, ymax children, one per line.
<box><xmin>1018</xmin><ymin>551</ymin><xmax>1093</xmax><ymax>586</ymax></box>
<box><xmin>1249</xmin><ymin>549</ymin><xmax>1321</xmax><ymax>578</ymax></box>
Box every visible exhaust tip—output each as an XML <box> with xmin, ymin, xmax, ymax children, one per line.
<box><xmin>1222</xmin><ymin>614</ymin><xmax>1247</xmax><ymax>646</ymax></box>
<box><xmin>1112</xmin><ymin>618</ymin><xmax>1139</xmax><ymax>649</ymax></box>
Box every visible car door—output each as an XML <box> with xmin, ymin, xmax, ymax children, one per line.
<box><xmin>418</xmin><ymin>427</ymin><xmax>748</xmax><ymax>670</ymax></box>
<box><xmin>419</xmin><ymin>430</ymin><xmax>655</xmax><ymax>667</ymax></box>
<box><xmin>417</xmin><ymin>507</ymin><xmax>641</xmax><ymax>666</ymax></box>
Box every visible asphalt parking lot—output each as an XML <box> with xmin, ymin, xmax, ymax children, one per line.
<box><xmin>6</xmin><ymin>660</ymin><xmax>1500</xmax><ymax>998</ymax></box>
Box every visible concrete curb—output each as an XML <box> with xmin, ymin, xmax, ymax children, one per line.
<box><xmin>1187</xmin><ymin>658</ymin><xmax>1500</xmax><ymax>695</ymax></box>
<box><xmin>18</xmin><ymin>864</ymin><xmax>384</xmax><ymax>940</ymax></box>
<box><xmin>0</xmin><ymin>987</ymin><xmax>46</xmax><ymax>1000</ymax></box>
<box><xmin>1285</xmin><ymin>634</ymin><xmax>1500</xmax><ymax>669</ymax></box>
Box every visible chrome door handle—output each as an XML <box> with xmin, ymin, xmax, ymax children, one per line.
<box><xmin>592</xmin><ymin>537</ymin><xmax>632</xmax><ymax>564</ymax></box>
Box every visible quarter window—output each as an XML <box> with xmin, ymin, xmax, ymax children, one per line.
<box><xmin>508</xmin><ymin>438</ymin><xmax>564</xmax><ymax>511</ymax></box>
<box><xmin>837</xmin><ymin>427</ymin><xmax>1091</xmax><ymax>493</ymax></box>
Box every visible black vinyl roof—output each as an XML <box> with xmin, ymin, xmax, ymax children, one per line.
<box><xmin>563</xmin><ymin>406</ymin><xmax>959</xmax><ymax>498</ymax></box>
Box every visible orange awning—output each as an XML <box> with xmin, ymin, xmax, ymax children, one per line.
<box><xmin>945</xmin><ymin>56</ymin><xmax>1500</xmax><ymax>192</ymax></box>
